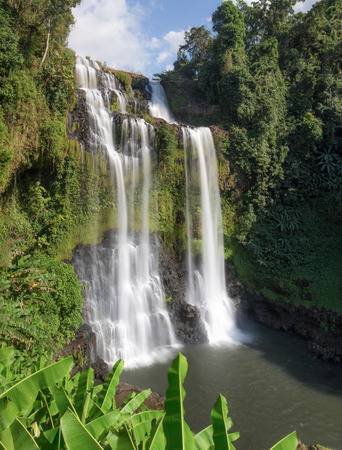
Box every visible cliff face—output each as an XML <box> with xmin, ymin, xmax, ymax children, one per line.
<box><xmin>66</xmin><ymin>59</ymin><xmax>342</xmax><ymax>362</ymax></box>
<box><xmin>162</xmin><ymin>78</ymin><xmax>221</xmax><ymax>127</ymax></box>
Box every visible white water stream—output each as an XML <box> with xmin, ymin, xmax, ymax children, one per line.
<box><xmin>74</xmin><ymin>57</ymin><xmax>177</xmax><ymax>367</ymax></box>
<box><xmin>149</xmin><ymin>81</ymin><xmax>235</xmax><ymax>343</ymax></box>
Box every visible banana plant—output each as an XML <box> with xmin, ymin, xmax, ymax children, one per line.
<box><xmin>270</xmin><ymin>431</ymin><xmax>298</xmax><ymax>450</ymax></box>
<box><xmin>0</xmin><ymin>350</ymin><xmax>312</xmax><ymax>450</ymax></box>
<box><xmin>211</xmin><ymin>395</ymin><xmax>239</xmax><ymax>450</ymax></box>
<box><xmin>164</xmin><ymin>353</ymin><xmax>195</xmax><ymax>450</ymax></box>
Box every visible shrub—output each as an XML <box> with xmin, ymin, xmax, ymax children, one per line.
<box><xmin>0</xmin><ymin>254</ymin><xmax>83</xmax><ymax>364</ymax></box>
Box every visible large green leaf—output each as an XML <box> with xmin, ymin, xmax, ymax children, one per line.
<box><xmin>107</xmin><ymin>430</ymin><xmax>136</xmax><ymax>450</ymax></box>
<box><xmin>50</xmin><ymin>385</ymin><xmax>77</xmax><ymax>416</ymax></box>
<box><xmin>61</xmin><ymin>409</ymin><xmax>103</xmax><ymax>450</ymax></box>
<box><xmin>270</xmin><ymin>431</ymin><xmax>298</xmax><ymax>450</ymax></box>
<box><xmin>147</xmin><ymin>416</ymin><xmax>166</xmax><ymax>450</ymax></box>
<box><xmin>0</xmin><ymin>400</ymin><xmax>18</xmax><ymax>432</ymax></box>
<box><xmin>211</xmin><ymin>395</ymin><xmax>239</xmax><ymax>450</ymax></box>
<box><xmin>98</xmin><ymin>360</ymin><xmax>124</xmax><ymax>413</ymax></box>
<box><xmin>13</xmin><ymin>418</ymin><xmax>39</xmax><ymax>449</ymax></box>
<box><xmin>195</xmin><ymin>425</ymin><xmax>214</xmax><ymax>450</ymax></box>
<box><xmin>74</xmin><ymin>368</ymin><xmax>94</xmax><ymax>420</ymax></box>
<box><xmin>128</xmin><ymin>411</ymin><xmax>163</xmax><ymax>446</ymax></box>
<box><xmin>0</xmin><ymin>427</ymin><xmax>14</xmax><ymax>450</ymax></box>
<box><xmin>164</xmin><ymin>353</ymin><xmax>195</xmax><ymax>450</ymax></box>
<box><xmin>86</xmin><ymin>411</ymin><xmax>121</xmax><ymax>440</ymax></box>
<box><xmin>120</xmin><ymin>389</ymin><xmax>152</xmax><ymax>415</ymax></box>
<box><xmin>0</xmin><ymin>358</ymin><xmax>73</xmax><ymax>415</ymax></box>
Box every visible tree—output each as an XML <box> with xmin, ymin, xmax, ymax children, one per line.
<box><xmin>174</xmin><ymin>26</ymin><xmax>213</xmax><ymax>80</ymax></box>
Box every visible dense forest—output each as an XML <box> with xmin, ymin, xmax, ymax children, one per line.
<box><xmin>0</xmin><ymin>0</ymin><xmax>104</xmax><ymax>369</ymax></box>
<box><xmin>0</xmin><ymin>0</ymin><xmax>341</xmax><ymax>448</ymax></box>
<box><xmin>162</xmin><ymin>0</ymin><xmax>342</xmax><ymax>313</ymax></box>
<box><xmin>0</xmin><ymin>0</ymin><xmax>340</xmax><ymax>368</ymax></box>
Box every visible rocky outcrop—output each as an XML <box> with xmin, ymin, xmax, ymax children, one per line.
<box><xmin>57</xmin><ymin>324</ymin><xmax>96</xmax><ymax>374</ymax></box>
<box><xmin>116</xmin><ymin>383</ymin><xmax>164</xmax><ymax>410</ymax></box>
<box><xmin>226</xmin><ymin>263</ymin><xmax>342</xmax><ymax>363</ymax></box>
<box><xmin>162</xmin><ymin>78</ymin><xmax>220</xmax><ymax>127</ymax></box>
<box><xmin>159</xmin><ymin>245</ymin><xmax>207</xmax><ymax>344</ymax></box>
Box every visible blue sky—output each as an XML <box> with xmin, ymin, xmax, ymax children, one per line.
<box><xmin>69</xmin><ymin>0</ymin><xmax>318</xmax><ymax>77</ymax></box>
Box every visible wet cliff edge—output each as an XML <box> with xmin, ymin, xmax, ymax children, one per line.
<box><xmin>226</xmin><ymin>263</ymin><xmax>342</xmax><ymax>363</ymax></box>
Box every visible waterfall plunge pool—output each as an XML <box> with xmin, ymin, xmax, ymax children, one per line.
<box><xmin>123</xmin><ymin>319</ymin><xmax>342</xmax><ymax>450</ymax></box>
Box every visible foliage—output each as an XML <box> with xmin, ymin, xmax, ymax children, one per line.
<box><xmin>113</xmin><ymin>70</ymin><xmax>133</xmax><ymax>93</ymax></box>
<box><xmin>162</xmin><ymin>0</ymin><xmax>341</xmax><ymax>310</ymax></box>
<box><xmin>175</xmin><ymin>26</ymin><xmax>213</xmax><ymax>79</ymax></box>
<box><xmin>0</xmin><ymin>254</ymin><xmax>83</xmax><ymax>364</ymax></box>
<box><xmin>151</xmin><ymin>124</ymin><xmax>187</xmax><ymax>251</ymax></box>
<box><xmin>0</xmin><ymin>351</ymin><xmax>301</xmax><ymax>450</ymax></box>
<box><xmin>0</xmin><ymin>0</ymin><xmax>123</xmax><ymax>373</ymax></box>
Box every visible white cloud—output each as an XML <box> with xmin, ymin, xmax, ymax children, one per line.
<box><xmin>294</xmin><ymin>0</ymin><xmax>319</xmax><ymax>12</ymax></box>
<box><xmin>242</xmin><ymin>0</ymin><xmax>318</xmax><ymax>11</ymax></box>
<box><xmin>69</xmin><ymin>0</ymin><xmax>185</xmax><ymax>76</ymax></box>
<box><xmin>149</xmin><ymin>37</ymin><xmax>162</xmax><ymax>49</ymax></box>
<box><xmin>155</xmin><ymin>30</ymin><xmax>185</xmax><ymax>69</ymax></box>
<box><xmin>157</xmin><ymin>51</ymin><xmax>171</xmax><ymax>63</ymax></box>
<box><xmin>69</xmin><ymin>0</ymin><xmax>150</xmax><ymax>73</ymax></box>
<box><xmin>163</xmin><ymin>30</ymin><xmax>186</xmax><ymax>53</ymax></box>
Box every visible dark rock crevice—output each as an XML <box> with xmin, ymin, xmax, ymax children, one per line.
<box><xmin>226</xmin><ymin>263</ymin><xmax>342</xmax><ymax>363</ymax></box>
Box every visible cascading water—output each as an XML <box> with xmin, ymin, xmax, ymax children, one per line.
<box><xmin>74</xmin><ymin>56</ymin><xmax>177</xmax><ymax>367</ymax></box>
<box><xmin>149</xmin><ymin>80</ymin><xmax>235</xmax><ymax>343</ymax></box>
<box><xmin>182</xmin><ymin>128</ymin><xmax>235</xmax><ymax>342</ymax></box>
<box><xmin>149</xmin><ymin>80</ymin><xmax>175</xmax><ymax>123</ymax></box>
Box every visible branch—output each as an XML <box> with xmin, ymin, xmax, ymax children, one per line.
<box><xmin>40</xmin><ymin>19</ymin><xmax>51</xmax><ymax>69</ymax></box>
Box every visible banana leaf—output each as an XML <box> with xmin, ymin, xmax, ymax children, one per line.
<box><xmin>50</xmin><ymin>385</ymin><xmax>77</xmax><ymax>416</ymax></box>
<box><xmin>120</xmin><ymin>389</ymin><xmax>152</xmax><ymax>415</ymax></box>
<box><xmin>86</xmin><ymin>411</ymin><xmax>122</xmax><ymax>440</ymax></box>
<box><xmin>270</xmin><ymin>431</ymin><xmax>298</xmax><ymax>450</ymax></box>
<box><xmin>195</xmin><ymin>425</ymin><xmax>214</xmax><ymax>450</ymax></box>
<box><xmin>74</xmin><ymin>368</ymin><xmax>94</xmax><ymax>420</ymax></box>
<box><xmin>211</xmin><ymin>395</ymin><xmax>239</xmax><ymax>450</ymax></box>
<box><xmin>0</xmin><ymin>358</ymin><xmax>73</xmax><ymax>415</ymax></box>
<box><xmin>107</xmin><ymin>430</ymin><xmax>136</xmax><ymax>450</ymax></box>
<box><xmin>0</xmin><ymin>427</ymin><xmax>13</xmax><ymax>450</ymax></box>
<box><xmin>164</xmin><ymin>353</ymin><xmax>195</xmax><ymax>450</ymax></box>
<box><xmin>146</xmin><ymin>416</ymin><xmax>166</xmax><ymax>450</ymax></box>
<box><xmin>128</xmin><ymin>411</ymin><xmax>163</xmax><ymax>446</ymax></box>
<box><xmin>97</xmin><ymin>360</ymin><xmax>124</xmax><ymax>413</ymax></box>
<box><xmin>0</xmin><ymin>400</ymin><xmax>18</xmax><ymax>432</ymax></box>
<box><xmin>61</xmin><ymin>408</ymin><xmax>103</xmax><ymax>450</ymax></box>
<box><xmin>10</xmin><ymin>418</ymin><xmax>39</xmax><ymax>450</ymax></box>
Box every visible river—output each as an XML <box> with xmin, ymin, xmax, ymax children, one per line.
<box><xmin>123</xmin><ymin>320</ymin><xmax>342</xmax><ymax>450</ymax></box>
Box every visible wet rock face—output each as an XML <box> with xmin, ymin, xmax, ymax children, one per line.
<box><xmin>159</xmin><ymin>245</ymin><xmax>207</xmax><ymax>344</ymax></box>
<box><xmin>168</xmin><ymin>301</ymin><xmax>207</xmax><ymax>344</ymax></box>
<box><xmin>57</xmin><ymin>324</ymin><xmax>96</xmax><ymax>375</ymax></box>
<box><xmin>69</xmin><ymin>89</ymin><xmax>95</xmax><ymax>151</ymax></box>
<box><xmin>226</xmin><ymin>263</ymin><xmax>342</xmax><ymax>363</ymax></box>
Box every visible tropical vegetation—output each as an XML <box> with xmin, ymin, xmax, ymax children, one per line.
<box><xmin>0</xmin><ymin>350</ymin><xmax>301</xmax><ymax>450</ymax></box>
<box><xmin>162</xmin><ymin>0</ymin><xmax>342</xmax><ymax>311</ymax></box>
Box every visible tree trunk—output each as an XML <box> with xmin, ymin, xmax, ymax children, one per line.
<box><xmin>40</xmin><ymin>19</ymin><xmax>51</xmax><ymax>69</ymax></box>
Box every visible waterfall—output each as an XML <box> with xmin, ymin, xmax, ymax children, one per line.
<box><xmin>149</xmin><ymin>81</ymin><xmax>235</xmax><ymax>343</ymax></box>
<box><xmin>149</xmin><ymin>80</ymin><xmax>175</xmax><ymax>123</ymax></box>
<box><xmin>74</xmin><ymin>56</ymin><xmax>177</xmax><ymax>367</ymax></box>
<box><xmin>182</xmin><ymin>128</ymin><xmax>235</xmax><ymax>342</ymax></box>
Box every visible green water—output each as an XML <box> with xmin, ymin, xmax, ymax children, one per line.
<box><xmin>123</xmin><ymin>321</ymin><xmax>342</xmax><ymax>450</ymax></box>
